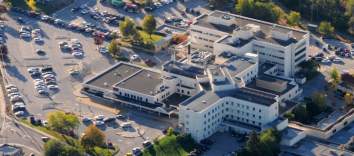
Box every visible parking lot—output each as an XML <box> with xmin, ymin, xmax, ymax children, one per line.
<box><xmin>2</xmin><ymin>10</ymin><xmax>176</xmax><ymax>155</ymax></box>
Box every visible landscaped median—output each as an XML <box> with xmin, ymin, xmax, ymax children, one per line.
<box><xmin>142</xmin><ymin>132</ymin><xmax>198</xmax><ymax>156</ymax></box>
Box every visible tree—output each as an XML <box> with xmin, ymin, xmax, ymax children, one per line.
<box><xmin>329</xmin><ymin>67</ymin><xmax>341</xmax><ymax>87</ymax></box>
<box><xmin>81</xmin><ymin>125</ymin><xmax>106</xmax><ymax>148</ymax></box>
<box><xmin>47</xmin><ymin>111</ymin><xmax>80</xmax><ymax>134</ymax></box>
<box><xmin>44</xmin><ymin>140</ymin><xmax>84</xmax><ymax>156</ymax></box>
<box><xmin>44</xmin><ymin>140</ymin><xmax>65</xmax><ymax>156</ymax></box>
<box><xmin>107</xmin><ymin>40</ymin><xmax>120</xmax><ymax>57</ymax></box>
<box><xmin>245</xmin><ymin>131</ymin><xmax>261</xmax><ymax>156</ymax></box>
<box><xmin>119</xmin><ymin>18</ymin><xmax>136</xmax><ymax>39</ymax></box>
<box><xmin>26</xmin><ymin>0</ymin><xmax>37</xmax><ymax>11</ymax></box>
<box><xmin>236</xmin><ymin>0</ymin><xmax>254</xmax><ymax>17</ymax></box>
<box><xmin>293</xmin><ymin>105</ymin><xmax>309</xmax><ymax>123</ymax></box>
<box><xmin>92</xmin><ymin>147</ymin><xmax>112</xmax><ymax>156</ymax></box>
<box><xmin>287</xmin><ymin>11</ymin><xmax>301</xmax><ymax>26</ymax></box>
<box><xmin>259</xmin><ymin>129</ymin><xmax>281</xmax><ymax>156</ymax></box>
<box><xmin>344</xmin><ymin>93</ymin><xmax>353</xmax><ymax>106</ymax></box>
<box><xmin>142</xmin><ymin>15</ymin><xmax>157</xmax><ymax>38</ymax></box>
<box><xmin>318</xmin><ymin>21</ymin><xmax>335</xmax><ymax>36</ymax></box>
<box><xmin>166</xmin><ymin>127</ymin><xmax>174</xmax><ymax>136</ymax></box>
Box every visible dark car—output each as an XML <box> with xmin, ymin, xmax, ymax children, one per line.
<box><xmin>144</xmin><ymin>6</ymin><xmax>155</xmax><ymax>12</ymax></box>
<box><xmin>17</xmin><ymin>17</ymin><xmax>26</xmax><ymax>24</ymax></box>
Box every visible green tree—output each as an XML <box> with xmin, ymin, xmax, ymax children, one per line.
<box><xmin>119</xmin><ymin>18</ymin><xmax>136</xmax><ymax>39</ymax></box>
<box><xmin>44</xmin><ymin>140</ymin><xmax>65</xmax><ymax>156</ymax></box>
<box><xmin>107</xmin><ymin>40</ymin><xmax>120</xmax><ymax>57</ymax></box>
<box><xmin>293</xmin><ymin>104</ymin><xmax>309</xmax><ymax>123</ymax></box>
<box><xmin>142</xmin><ymin>15</ymin><xmax>157</xmax><ymax>38</ymax></box>
<box><xmin>306</xmin><ymin>92</ymin><xmax>327</xmax><ymax>116</ymax></box>
<box><xmin>92</xmin><ymin>147</ymin><xmax>112</xmax><ymax>156</ymax></box>
<box><xmin>329</xmin><ymin>67</ymin><xmax>341</xmax><ymax>87</ymax></box>
<box><xmin>44</xmin><ymin>140</ymin><xmax>84</xmax><ymax>156</ymax></box>
<box><xmin>259</xmin><ymin>129</ymin><xmax>280</xmax><ymax>156</ymax></box>
<box><xmin>47</xmin><ymin>111</ymin><xmax>80</xmax><ymax>134</ymax></box>
<box><xmin>318</xmin><ymin>21</ymin><xmax>335</xmax><ymax>36</ymax></box>
<box><xmin>287</xmin><ymin>11</ymin><xmax>301</xmax><ymax>26</ymax></box>
<box><xmin>236</xmin><ymin>0</ymin><xmax>255</xmax><ymax>17</ymax></box>
<box><xmin>81</xmin><ymin>125</ymin><xmax>106</xmax><ymax>148</ymax></box>
<box><xmin>245</xmin><ymin>131</ymin><xmax>261</xmax><ymax>156</ymax></box>
<box><xmin>166</xmin><ymin>127</ymin><xmax>174</xmax><ymax>136</ymax></box>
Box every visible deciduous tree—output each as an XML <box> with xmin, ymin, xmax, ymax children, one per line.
<box><xmin>142</xmin><ymin>15</ymin><xmax>157</xmax><ymax>38</ymax></box>
<box><xmin>119</xmin><ymin>18</ymin><xmax>136</xmax><ymax>39</ymax></box>
<box><xmin>47</xmin><ymin>111</ymin><xmax>80</xmax><ymax>134</ymax></box>
<box><xmin>287</xmin><ymin>11</ymin><xmax>301</xmax><ymax>26</ymax></box>
<box><xmin>81</xmin><ymin>125</ymin><xmax>106</xmax><ymax>148</ymax></box>
<box><xmin>318</xmin><ymin>21</ymin><xmax>335</xmax><ymax>36</ymax></box>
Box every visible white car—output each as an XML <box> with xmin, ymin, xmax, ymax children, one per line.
<box><xmin>99</xmin><ymin>47</ymin><xmax>108</xmax><ymax>54</ymax></box>
<box><xmin>94</xmin><ymin>115</ymin><xmax>105</xmax><ymax>120</ymax></box>
<box><xmin>34</xmin><ymin>37</ymin><xmax>43</xmax><ymax>43</ymax></box>
<box><xmin>5</xmin><ymin>84</ymin><xmax>17</xmax><ymax>90</ymax></box>
<box><xmin>43</xmin><ymin>74</ymin><xmax>55</xmax><ymax>79</ymax></box>
<box><xmin>321</xmin><ymin>59</ymin><xmax>331</xmax><ymax>64</ymax></box>
<box><xmin>333</xmin><ymin>58</ymin><xmax>343</xmax><ymax>63</ymax></box>
<box><xmin>14</xmin><ymin>111</ymin><xmax>25</xmax><ymax>117</ymax></box>
<box><xmin>10</xmin><ymin>95</ymin><xmax>22</xmax><ymax>103</ymax></box>
<box><xmin>7</xmin><ymin>92</ymin><xmax>20</xmax><ymax>98</ymax></box>
<box><xmin>72</xmin><ymin>52</ymin><xmax>84</xmax><ymax>57</ymax></box>
<box><xmin>130</xmin><ymin>54</ymin><xmax>139</xmax><ymax>61</ymax></box>
<box><xmin>47</xmin><ymin>85</ymin><xmax>59</xmax><ymax>90</ymax></box>
<box><xmin>37</xmin><ymin>89</ymin><xmax>48</xmax><ymax>95</ymax></box>
<box><xmin>94</xmin><ymin>121</ymin><xmax>104</xmax><ymax>126</ymax></box>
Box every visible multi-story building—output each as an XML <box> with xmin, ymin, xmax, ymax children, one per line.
<box><xmin>189</xmin><ymin>10</ymin><xmax>310</xmax><ymax>77</ymax></box>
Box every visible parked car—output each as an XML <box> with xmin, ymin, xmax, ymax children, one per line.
<box><xmin>142</xmin><ymin>140</ymin><xmax>152</xmax><ymax>148</ymax></box>
<box><xmin>103</xmin><ymin>117</ymin><xmax>116</xmax><ymax>123</ymax></box>
<box><xmin>94</xmin><ymin>115</ymin><xmax>105</xmax><ymax>120</ymax></box>
<box><xmin>116</xmin><ymin>114</ymin><xmax>126</xmax><ymax>120</ymax></box>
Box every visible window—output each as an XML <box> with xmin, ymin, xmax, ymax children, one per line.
<box><xmin>259</xmin><ymin>109</ymin><xmax>262</xmax><ymax>113</ymax></box>
<box><xmin>259</xmin><ymin>116</ymin><xmax>262</xmax><ymax>119</ymax></box>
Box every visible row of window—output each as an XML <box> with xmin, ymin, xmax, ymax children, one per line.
<box><xmin>295</xmin><ymin>47</ymin><xmax>306</xmax><ymax>56</ymax></box>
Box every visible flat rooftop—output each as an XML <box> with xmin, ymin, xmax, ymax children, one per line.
<box><xmin>219</xmin><ymin>35</ymin><xmax>253</xmax><ymax>48</ymax></box>
<box><xmin>163</xmin><ymin>61</ymin><xmax>205</xmax><ymax>78</ymax></box>
<box><xmin>85</xmin><ymin>63</ymin><xmax>141</xmax><ymax>90</ymax></box>
<box><xmin>247</xmin><ymin>74</ymin><xmax>296</xmax><ymax>95</ymax></box>
<box><xmin>181</xmin><ymin>87</ymin><xmax>277</xmax><ymax>112</ymax></box>
<box><xmin>193</xmin><ymin>11</ymin><xmax>308</xmax><ymax>46</ymax></box>
<box><xmin>222</xmin><ymin>56</ymin><xmax>255</xmax><ymax>77</ymax></box>
<box><xmin>116</xmin><ymin>70</ymin><xmax>163</xmax><ymax>96</ymax></box>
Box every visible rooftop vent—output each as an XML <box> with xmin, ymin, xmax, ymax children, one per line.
<box><xmin>202</xmin><ymin>100</ymin><xmax>207</xmax><ymax>104</ymax></box>
<box><xmin>103</xmin><ymin>82</ymin><xmax>108</xmax><ymax>86</ymax></box>
<box><xmin>222</xmin><ymin>15</ymin><xmax>231</xmax><ymax>20</ymax></box>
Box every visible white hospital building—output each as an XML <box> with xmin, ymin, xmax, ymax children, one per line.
<box><xmin>189</xmin><ymin>10</ymin><xmax>310</xmax><ymax>77</ymax></box>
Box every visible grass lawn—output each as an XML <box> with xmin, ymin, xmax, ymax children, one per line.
<box><xmin>6</xmin><ymin>0</ymin><xmax>74</xmax><ymax>15</ymax></box>
<box><xmin>138</xmin><ymin>30</ymin><xmax>163</xmax><ymax>43</ymax></box>
<box><xmin>142</xmin><ymin>134</ymin><xmax>197</xmax><ymax>156</ymax></box>
<box><xmin>20</xmin><ymin>119</ymin><xmax>71</xmax><ymax>141</ymax></box>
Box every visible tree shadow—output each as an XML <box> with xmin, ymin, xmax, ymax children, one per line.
<box><xmin>4</xmin><ymin>64</ymin><xmax>27</xmax><ymax>82</ymax></box>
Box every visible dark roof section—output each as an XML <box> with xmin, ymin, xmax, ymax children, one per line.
<box><xmin>194</xmin><ymin>11</ymin><xmax>308</xmax><ymax>46</ymax></box>
<box><xmin>219</xmin><ymin>35</ymin><xmax>254</xmax><ymax>48</ymax></box>
<box><xmin>163</xmin><ymin>61</ymin><xmax>205</xmax><ymax>78</ymax></box>
<box><xmin>115</xmin><ymin>70</ymin><xmax>163</xmax><ymax>96</ymax></box>
<box><xmin>85</xmin><ymin>63</ymin><xmax>141</xmax><ymax>90</ymax></box>
<box><xmin>246</xmin><ymin>74</ymin><xmax>296</xmax><ymax>95</ymax></box>
<box><xmin>231</xmin><ymin>87</ymin><xmax>277</xmax><ymax>106</ymax></box>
